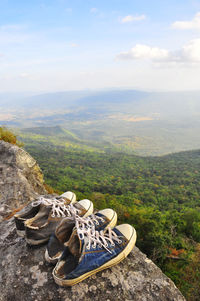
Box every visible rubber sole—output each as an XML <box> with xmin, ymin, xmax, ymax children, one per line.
<box><xmin>53</xmin><ymin>227</ymin><xmax>136</xmax><ymax>286</ymax></box>
<box><xmin>45</xmin><ymin>249</ymin><xmax>62</xmax><ymax>264</ymax></box>
<box><xmin>16</xmin><ymin>229</ymin><xmax>25</xmax><ymax>237</ymax></box>
<box><xmin>25</xmin><ymin>237</ymin><xmax>49</xmax><ymax>245</ymax></box>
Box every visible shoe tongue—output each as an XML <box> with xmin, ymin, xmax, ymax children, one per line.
<box><xmin>68</xmin><ymin>229</ymin><xmax>85</xmax><ymax>259</ymax></box>
<box><xmin>55</xmin><ymin>218</ymin><xmax>75</xmax><ymax>243</ymax></box>
<box><xmin>37</xmin><ymin>204</ymin><xmax>52</xmax><ymax>214</ymax></box>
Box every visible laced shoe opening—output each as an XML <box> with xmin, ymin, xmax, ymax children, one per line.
<box><xmin>47</xmin><ymin>220</ymin><xmax>75</xmax><ymax>259</ymax></box>
<box><xmin>56</xmin><ymin>249</ymin><xmax>79</xmax><ymax>278</ymax></box>
<box><xmin>27</xmin><ymin>206</ymin><xmax>52</xmax><ymax>228</ymax></box>
<box><xmin>15</xmin><ymin>205</ymin><xmax>40</xmax><ymax>220</ymax></box>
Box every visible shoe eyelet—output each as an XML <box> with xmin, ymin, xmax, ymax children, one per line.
<box><xmin>111</xmin><ymin>243</ymin><xmax>115</xmax><ymax>247</ymax></box>
<box><xmin>86</xmin><ymin>245</ymin><xmax>90</xmax><ymax>250</ymax></box>
<box><xmin>118</xmin><ymin>240</ymin><xmax>122</xmax><ymax>244</ymax></box>
<box><xmin>78</xmin><ymin>233</ymin><xmax>84</xmax><ymax>240</ymax></box>
<box><xmin>92</xmin><ymin>244</ymin><xmax>96</xmax><ymax>249</ymax></box>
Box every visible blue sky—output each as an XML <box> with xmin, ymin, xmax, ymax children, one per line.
<box><xmin>0</xmin><ymin>0</ymin><xmax>200</xmax><ymax>92</ymax></box>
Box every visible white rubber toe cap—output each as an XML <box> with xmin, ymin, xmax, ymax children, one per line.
<box><xmin>61</xmin><ymin>191</ymin><xmax>76</xmax><ymax>203</ymax></box>
<box><xmin>78</xmin><ymin>199</ymin><xmax>94</xmax><ymax>217</ymax></box>
<box><xmin>115</xmin><ymin>224</ymin><xmax>136</xmax><ymax>241</ymax></box>
<box><xmin>98</xmin><ymin>208</ymin><xmax>116</xmax><ymax>221</ymax></box>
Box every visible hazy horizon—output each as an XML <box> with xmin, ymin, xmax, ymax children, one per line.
<box><xmin>1</xmin><ymin>87</ymin><xmax>200</xmax><ymax>96</ymax></box>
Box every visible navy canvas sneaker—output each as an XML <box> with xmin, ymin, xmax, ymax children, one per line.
<box><xmin>25</xmin><ymin>199</ymin><xmax>93</xmax><ymax>245</ymax></box>
<box><xmin>52</xmin><ymin>224</ymin><xmax>136</xmax><ymax>286</ymax></box>
<box><xmin>14</xmin><ymin>191</ymin><xmax>76</xmax><ymax>237</ymax></box>
<box><xmin>45</xmin><ymin>208</ymin><xmax>117</xmax><ymax>264</ymax></box>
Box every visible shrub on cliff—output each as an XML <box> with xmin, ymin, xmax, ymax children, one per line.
<box><xmin>0</xmin><ymin>126</ymin><xmax>23</xmax><ymax>147</ymax></box>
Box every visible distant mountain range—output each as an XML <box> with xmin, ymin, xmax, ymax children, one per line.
<box><xmin>1</xmin><ymin>89</ymin><xmax>200</xmax><ymax>155</ymax></box>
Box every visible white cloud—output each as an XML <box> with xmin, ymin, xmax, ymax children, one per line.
<box><xmin>121</xmin><ymin>14</ymin><xmax>146</xmax><ymax>23</ymax></box>
<box><xmin>117</xmin><ymin>44</ymin><xmax>169</xmax><ymax>61</ymax></box>
<box><xmin>117</xmin><ymin>39</ymin><xmax>200</xmax><ymax>63</ymax></box>
<box><xmin>181</xmin><ymin>39</ymin><xmax>200</xmax><ymax>61</ymax></box>
<box><xmin>172</xmin><ymin>12</ymin><xmax>200</xmax><ymax>30</ymax></box>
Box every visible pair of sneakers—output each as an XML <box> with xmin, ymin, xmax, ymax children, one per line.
<box><xmin>43</xmin><ymin>198</ymin><xmax>136</xmax><ymax>287</ymax></box>
<box><xmin>14</xmin><ymin>191</ymin><xmax>137</xmax><ymax>286</ymax></box>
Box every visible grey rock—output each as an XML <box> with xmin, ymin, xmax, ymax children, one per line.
<box><xmin>0</xmin><ymin>140</ymin><xmax>46</xmax><ymax>220</ymax></box>
<box><xmin>0</xmin><ymin>219</ymin><xmax>186</xmax><ymax>301</ymax></box>
<box><xmin>0</xmin><ymin>141</ymin><xmax>186</xmax><ymax>300</ymax></box>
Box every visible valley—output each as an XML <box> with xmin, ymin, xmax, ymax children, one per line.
<box><xmin>1</xmin><ymin>89</ymin><xmax>200</xmax><ymax>156</ymax></box>
<box><xmin>17</xmin><ymin>126</ymin><xmax>200</xmax><ymax>300</ymax></box>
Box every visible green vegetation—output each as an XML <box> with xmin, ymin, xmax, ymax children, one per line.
<box><xmin>2</xmin><ymin>89</ymin><xmax>200</xmax><ymax>156</ymax></box>
<box><xmin>17</xmin><ymin>126</ymin><xmax>200</xmax><ymax>300</ymax></box>
<box><xmin>0</xmin><ymin>126</ymin><xmax>23</xmax><ymax>147</ymax></box>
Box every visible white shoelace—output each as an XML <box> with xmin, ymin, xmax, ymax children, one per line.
<box><xmin>75</xmin><ymin>214</ymin><xmax>105</xmax><ymax>232</ymax></box>
<box><xmin>32</xmin><ymin>196</ymin><xmax>80</xmax><ymax>218</ymax></box>
<box><xmin>77</xmin><ymin>226</ymin><xmax>122</xmax><ymax>254</ymax></box>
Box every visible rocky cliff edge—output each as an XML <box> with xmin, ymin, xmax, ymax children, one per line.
<box><xmin>0</xmin><ymin>141</ymin><xmax>186</xmax><ymax>301</ymax></box>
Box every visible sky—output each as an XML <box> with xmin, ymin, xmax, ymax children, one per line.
<box><xmin>1</xmin><ymin>0</ymin><xmax>200</xmax><ymax>93</ymax></box>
